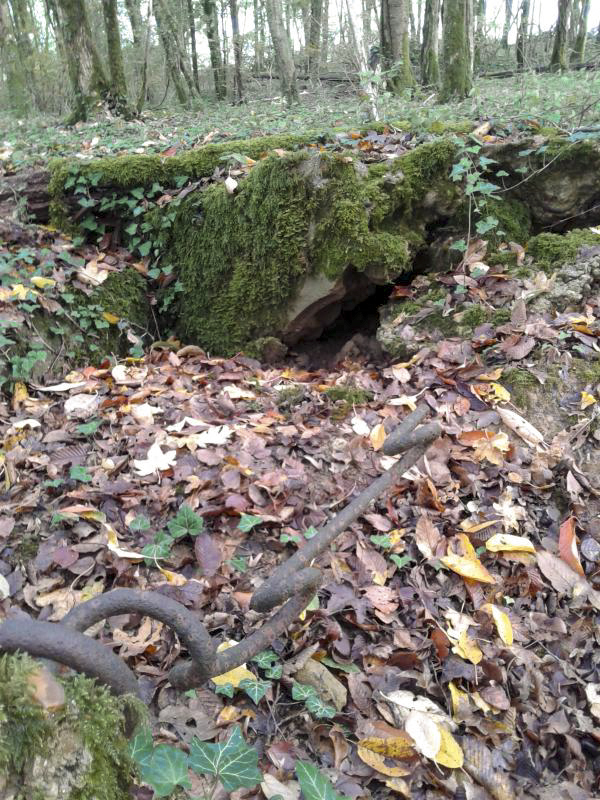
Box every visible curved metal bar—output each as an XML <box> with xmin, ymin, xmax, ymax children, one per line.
<box><xmin>0</xmin><ymin>617</ymin><xmax>140</xmax><ymax>698</ymax></box>
<box><xmin>62</xmin><ymin>588</ymin><xmax>217</xmax><ymax>684</ymax></box>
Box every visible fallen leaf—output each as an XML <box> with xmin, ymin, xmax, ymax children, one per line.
<box><xmin>211</xmin><ymin>641</ymin><xmax>256</xmax><ymax>687</ymax></box>
<box><xmin>370</xmin><ymin>423</ymin><xmax>387</xmax><ymax>451</ymax></box>
<box><xmin>434</xmin><ymin>727</ymin><xmax>464</xmax><ymax>769</ymax></box>
<box><xmin>558</xmin><ymin>517</ymin><xmax>584</xmax><ymax>576</ymax></box>
<box><xmin>133</xmin><ymin>441</ymin><xmax>177</xmax><ymax>476</ymax></box>
<box><xmin>261</xmin><ymin>773</ymin><xmax>300</xmax><ymax>800</ymax></box>
<box><xmin>357</xmin><ymin>746</ymin><xmax>411</xmax><ymax>777</ymax></box>
<box><xmin>440</xmin><ymin>552</ymin><xmax>496</xmax><ymax>584</ymax></box>
<box><xmin>486</xmin><ymin>533</ymin><xmax>535</xmax><ymax>554</ymax></box>
<box><xmin>481</xmin><ymin>603</ymin><xmax>513</xmax><ymax>645</ymax></box>
<box><xmin>414</xmin><ymin>514</ymin><xmax>443</xmax><ymax>560</ymax></box>
<box><xmin>581</xmin><ymin>391</ymin><xmax>596</xmax><ymax>410</ymax></box>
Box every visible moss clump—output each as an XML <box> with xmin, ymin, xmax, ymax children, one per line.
<box><xmin>483</xmin><ymin>197</ymin><xmax>532</xmax><ymax>245</ymax></box>
<box><xmin>503</xmin><ymin>367</ymin><xmax>540</xmax><ymax>409</ymax></box>
<box><xmin>0</xmin><ymin>653</ymin><xmax>139</xmax><ymax>800</ymax></box>
<box><xmin>527</xmin><ymin>228</ymin><xmax>600</xmax><ymax>272</ymax></box>
<box><xmin>571</xmin><ymin>358</ymin><xmax>600</xmax><ymax>387</ymax></box>
<box><xmin>324</xmin><ymin>386</ymin><xmax>372</xmax><ymax>405</ymax></box>
<box><xmin>276</xmin><ymin>385</ymin><xmax>307</xmax><ymax>410</ymax></box>
<box><xmin>458</xmin><ymin>305</ymin><xmax>488</xmax><ymax>332</ymax></box>
<box><xmin>491</xmin><ymin>308</ymin><xmax>511</xmax><ymax>325</ymax></box>
<box><xmin>170</xmin><ymin>152</ymin><xmax>417</xmax><ymax>355</ymax></box>
<box><xmin>92</xmin><ymin>268</ymin><xmax>149</xmax><ymax>327</ymax></box>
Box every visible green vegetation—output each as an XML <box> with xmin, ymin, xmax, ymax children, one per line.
<box><xmin>528</xmin><ymin>228</ymin><xmax>600</xmax><ymax>272</ymax></box>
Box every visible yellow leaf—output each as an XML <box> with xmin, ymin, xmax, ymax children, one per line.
<box><xmin>159</xmin><ymin>567</ymin><xmax>187</xmax><ymax>586</ymax></box>
<box><xmin>212</xmin><ymin>640</ymin><xmax>256</xmax><ymax>688</ymax></box>
<box><xmin>452</xmin><ymin>630</ymin><xmax>483</xmax><ymax>664</ymax></box>
<box><xmin>471</xmin><ymin>691</ymin><xmax>493</xmax><ymax>714</ymax></box>
<box><xmin>357</xmin><ymin>746</ymin><xmax>411</xmax><ymax>777</ymax></box>
<box><xmin>448</xmin><ymin>681</ymin><xmax>470</xmax><ymax>719</ymax></box>
<box><xmin>456</xmin><ymin>533</ymin><xmax>477</xmax><ymax>560</ymax></box>
<box><xmin>10</xmin><ymin>283</ymin><xmax>35</xmax><ymax>300</ymax></box>
<box><xmin>477</xmin><ymin>368</ymin><xmax>503</xmax><ymax>381</ymax></box>
<box><xmin>104</xmin><ymin>524</ymin><xmax>144</xmax><ymax>561</ymax></box>
<box><xmin>103</xmin><ymin>311</ymin><xmax>120</xmax><ymax>324</ymax></box>
<box><xmin>370</xmin><ymin>423</ymin><xmax>387</xmax><ymax>451</ymax></box>
<box><xmin>384</xmin><ymin>778</ymin><xmax>410</xmax><ymax>796</ymax></box>
<box><xmin>440</xmin><ymin>553</ymin><xmax>496</xmax><ymax>584</ymax></box>
<box><xmin>31</xmin><ymin>276</ymin><xmax>56</xmax><ymax>290</ymax></box>
<box><xmin>358</xmin><ymin>736</ymin><xmax>415</xmax><ymax>759</ymax></box>
<box><xmin>481</xmin><ymin>603</ymin><xmax>513</xmax><ymax>645</ymax></box>
<box><xmin>490</xmin><ymin>382</ymin><xmax>511</xmax><ymax>403</ymax></box>
<box><xmin>486</xmin><ymin>533</ymin><xmax>535</xmax><ymax>554</ymax></box>
<box><xmin>434</xmin><ymin>727</ymin><xmax>464</xmax><ymax>769</ymax></box>
<box><xmin>12</xmin><ymin>382</ymin><xmax>29</xmax><ymax>405</ymax></box>
<box><xmin>298</xmin><ymin>594</ymin><xmax>319</xmax><ymax>621</ymax></box>
<box><xmin>581</xmin><ymin>391</ymin><xmax>597</xmax><ymax>410</ymax></box>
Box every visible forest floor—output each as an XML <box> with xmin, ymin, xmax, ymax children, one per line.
<box><xmin>1</xmin><ymin>70</ymin><xmax>600</xmax><ymax>799</ymax></box>
<box><xmin>2</xmin><ymin>70</ymin><xmax>600</xmax><ymax>170</ymax></box>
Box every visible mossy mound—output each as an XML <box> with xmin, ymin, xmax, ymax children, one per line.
<box><xmin>527</xmin><ymin>228</ymin><xmax>600</xmax><ymax>272</ymax></box>
<box><xmin>0</xmin><ymin>653</ymin><xmax>138</xmax><ymax>800</ymax></box>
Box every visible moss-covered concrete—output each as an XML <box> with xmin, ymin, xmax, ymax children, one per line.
<box><xmin>527</xmin><ymin>228</ymin><xmax>600</xmax><ymax>272</ymax></box>
<box><xmin>0</xmin><ymin>653</ymin><xmax>139</xmax><ymax>799</ymax></box>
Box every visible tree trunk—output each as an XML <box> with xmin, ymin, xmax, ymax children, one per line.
<box><xmin>136</xmin><ymin>0</ymin><xmax>152</xmax><ymax>112</ymax></box>
<box><xmin>421</xmin><ymin>0</ymin><xmax>440</xmax><ymax>86</ymax></box>
<box><xmin>321</xmin><ymin>0</ymin><xmax>329</xmax><ymax>63</ymax></box>
<box><xmin>155</xmin><ymin>0</ymin><xmax>197</xmax><ymax>97</ymax></box>
<box><xmin>571</xmin><ymin>0</ymin><xmax>589</xmax><ymax>63</ymax></box>
<box><xmin>516</xmin><ymin>0</ymin><xmax>529</xmax><ymax>68</ymax></box>
<box><xmin>345</xmin><ymin>0</ymin><xmax>379</xmax><ymax>119</ymax></box>
<box><xmin>550</xmin><ymin>0</ymin><xmax>572</xmax><ymax>71</ymax></box>
<box><xmin>253</xmin><ymin>0</ymin><xmax>265</xmax><ymax>72</ymax></box>
<box><xmin>264</xmin><ymin>0</ymin><xmax>299</xmax><ymax>104</ymax></box>
<box><xmin>381</xmin><ymin>0</ymin><xmax>415</xmax><ymax>92</ymax></box>
<box><xmin>186</xmin><ymin>0</ymin><xmax>200</xmax><ymax>90</ymax></box>
<box><xmin>154</xmin><ymin>0</ymin><xmax>190</xmax><ymax>105</ymax></box>
<box><xmin>0</xmin><ymin>0</ymin><xmax>28</xmax><ymax>116</ymax></box>
<box><xmin>124</xmin><ymin>0</ymin><xmax>143</xmax><ymax>48</ymax></box>
<box><xmin>501</xmin><ymin>0</ymin><xmax>512</xmax><ymax>48</ymax></box>
<box><xmin>56</xmin><ymin>0</ymin><xmax>111</xmax><ymax>123</ymax></box>
<box><xmin>202</xmin><ymin>0</ymin><xmax>226</xmax><ymax>98</ymax></box>
<box><xmin>230</xmin><ymin>0</ymin><xmax>243</xmax><ymax>102</ymax></box>
<box><xmin>474</xmin><ymin>0</ymin><xmax>485</xmax><ymax>70</ymax></box>
<box><xmin>308</xmin><ymin>0</ymin><xmax>323</xmax><ymax>80</ymax></box>
<box><xmin>441</xmin><ymin>0</ymin><xmax>473</xmax><ymax>99</ymax></box>
<box><xmin>102</xmin><ymin>0</ymin><xmax>132</xmax><ymax>116</ymax></box>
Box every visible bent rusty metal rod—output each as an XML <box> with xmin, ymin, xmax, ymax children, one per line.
<box><xmin>250</xmin><ymin>405</ymin><xmax>440</xmax><ymax>613</ymax></box>
<box><xmin>0</xmin><ymin>405</ymin><xmax>439</xmax><ymax>698</ymax></box>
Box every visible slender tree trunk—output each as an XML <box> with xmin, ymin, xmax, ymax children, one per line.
<box><xmin>516</xmin><ymin>0</ymin><xmax>529</xmax><ymax>68</ymax></box>
<box><xmin>264</xmin><ymin>0</ymin><xmax>299</xmax><ymax>104</ymax></box>
<box><xmin>230</xmin><ymin>0</ymin><xmax>243</xmax><ymax>102</ymax></box>
<box><xmin>56</xmin><ymin>0</ymin><xmax>111</xmax><ymax>123</ymax></box>
<box><xmin>202</xmin><ymin>0</ymin><xmax>226</xmax><ymax>98</ymax></box>
<box><xmin>501</xmin><ymin>0</ymin><xmax>512</xmax><ymax>48</ymax></box>
<box><xmin>186</xmin><ymin>0</ymin><xmax>200</xmax><ymax>90</ymax></box>
<box><xmin>550</xmin><ymin>0</ymin><xmax>572</xmax><ymax>71</ymax></box>
<box><xmin>474</xmin><ymin>0</ymin><xmax>485</xmax><ymax>69</ymax></box>
<box><xmin>308</xmin><ymin>0</ymin><xmax>323</xmax><ymax>80</ymax></box>
<box><xmin>441</xmin><ymin>0</ymin><xmax>473</xmax><ymax>99</ymax></box>
<box><xmin>102</xmin><ymin>0</ymin><xmax>132</xmax><ymax>115</ymax></box>
<box><xmin>155</xmin><ymin>0</ymin><xmax>197</xmax><ymax>97</ymax></box>
<box><xmin>253</xmin><ymin>0</ymin><xmax>265</xmax><ymax>71</ymax></box>
<box><xmin>421</xmin><ymin>0</ymin><xmax>440</xmax><ymax>86</ymax></box>
<box><xmin>0</xmin><ymin>0</ymin><xmax>28</xmax><ymax>116</ymax></box>
<box><xmin>409</xmin><ymin>2</ymin><xmax>416</xmax><ymax>42</ymax></box>
<box><xmin>345</xmin><ymin>0</ymin><xmax>379</xmax><ymax>119</ymax></box>
<box><xmin>571</xmin><ymin>0</ymin><xmax>589</xmax><ymax>63</ymax></box>
<box><xmin>154</xmin><ymin>0</ymin><xmax>189</xmax><ymax>105</ymax></box>
<box><xmin>362</xmin><ymin>0</ymin><xmax>371</xmax><ymax>40</ymax></box>
<box><xmin>136</xmin><ymin>0</ymin><xmax>152</xmax><ymax>111</ymax></box>
<box><xmin>321</xmin><ymin>0</ymin><xmax>329</xmax><ymax>63</ymax></box>
<box><xmin>381</xmin><ymin>0</ymin><xmax>415</xmax><ymax>92</ymax></box>
<box><xmin>124</xmin><ymin>0</ymin><xmax>143</xmax><ymax>47</ymax></box>
<box><xmin>568</xmin><ymin>0</ymin><xmax>579</xmax><ymax>47</ymax></box>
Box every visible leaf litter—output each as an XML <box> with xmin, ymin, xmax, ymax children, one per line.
<box><xmin>1</xmin><ymin>221</ymin><xmax>600</xmax><ymax>799</ymax></box>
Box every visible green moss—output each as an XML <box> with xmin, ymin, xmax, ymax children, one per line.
<box><xmin>483</xmin><ymin>197</ymin><xmax>532</xmax><ymax>245</ymax></box>
<box><xmin>527</xmin><ymin>228</ymin><xmax>600</xmax><ymax>272</ymax></box>
<box><xmin>276</xmin><ymin>385</ymin><xmax>306</xmax><ymax>410</ymax></box>
<box><xmin>571</xmin><ymin>358</ymin><xmax>600</xmax><ymax>386</ymax></box>
<box><xmin>0</xmin><ymin>653</ymin><xmax>139</xmax><ymax>799</ymax></box>
<box><xmin>491</xmin><ymin>308</ymin><xmax>511</xmax><ymax>325</ymax></box>
<box><xmin>458</xmin><ymin>305</ymin><xmax>488</xmax><ymax>331</ymax></box>
<box><xmin>503</xmin><ymin>367</ymin><xmax>540</xmax><ymax>409</ymax></box>
<box><xmin>324</xmin><ymin>386</ymin><xmax>372</xmax><ymax>405</ymax></box>
<box><xmin>488</xmin><ymin>251</ymin><xmax>518</xmax><ymax>267</ymax></box>
<box><xmin>428</xmin><ymin>119</ymin><xmax>473</xmax><ymax>134</ymax></box>
<box><xmin>92</xmin><ymin>268</ymin><xmax>149</xmax><ymax>328</ymax></box>
<box><xmin>388</xmin><ymin>138</ymin><xmax>458</xmax><ymax>218</ymax></box>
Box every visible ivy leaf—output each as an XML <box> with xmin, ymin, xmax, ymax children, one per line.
<box><xmin>69</xmin><ymin>465</ymin><xmax>92</xmax><ymax>483</ymax></box>
<box><xmin>214</xmin><ymin>682</ymin><xmax>235</xmax><ymax>698</ymax></box>
<box><xmin>265</xmin><ymin>664</ymin><xmax>283</xmax><ymax>679</ymax></box>
<box><xmin>390</xmin><ymin>554</ymin><xmax>414</xmax><ymax>570</ymax></box>
<box><xmin>138</xmin><ymin>240</ymin><xmax>152</xmax><ymax>257</ymax></box>
<box><xmin>237</xmin><ymin>513</ymin><xmax>262</xmax><ymax>533</ymax></box>
<box><xmin>168</xmin><ymin>504</ymin><xmax>204</xmax><ymax>538</ymax></box>
<box><xmin>305</xmin><ymin>695</ymin><xmax>336</xmax><ymax>719</ymax></box>
<box><xmin>304</xmin><ymin>526</ymin><xmax>318</xmax><ymax>539</ymax></box>
<box><xmin>292</xmin><ymin>682</ymin><xmax>317</xmax><ymax>702</ymax></box>
<box><xmin>240</xmin><ymin>678</ymin><xmax>271</xmax><ymax>704</ymax></box>
<box><xmin>251</xmin><ymin>650</ymin><xmax>279</xmax><ymax>668</ymax></box>
<box><xmin>129</xmin><ymin>725</ymin><xmax>154</xmax><ymax>769</ymax></box>
<box><xmin>140</xmin><ymin>744</ymin><xmax>191</xmax><ymax>797</ymax></box>
<box><xmin>189</xmin><ymin>726</ymin><xmax>262</xmax><ymax>791</ymax></box>
<box><xmin>295</xmin><ymin>761</ymin><xmax>349</xmax><ymax>800</ymax></box>
<box><xmin>76</xmin><ymin>418</ymin><xmax>102</xmax><ymax>436</ymax></box>
<box><xmin>370</xmin><ymin>533</ymin><xmax>392</xmax><ymax>549</ymax></box>
<box><xmin>129</xmin><ymin>514</ymin><xmax>151</xmax><ymax>532</ymax></box>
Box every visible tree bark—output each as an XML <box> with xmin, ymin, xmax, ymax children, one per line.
<box><xmin>264</xmin><ymin>0</ymin><xmax>299</xmax><ymax>104</ymax></box>
<box><xmin>155</xmin><ymin>0</ymin><xmax>197</xmax><ymax>97</ymax></box>
<box><xmin>550</xmin><ymin>0</ymin><xmax>572</xmax><ymax>71</ymax></box>
<box><xmin>474</xmin><ymin>0</ymin><xmax>485</xmax><ymax>70</ymax></box>
<box><xmin>202</xmin><ymin>0</ymin><xmax>226</xmax><ymax>98</ymax></box>
<box><xmin>571</xmin><ymin>0</ymin><xmax>590</xmax><ymax>63</ymax></box>
<box><xmin>381</xmin><ymin>0</ymin><xmax>415</xmax><ymax>92</ymax></box>
<box><xmin>321</xmin><ymin>0</ymin><xmax>329</xmax><ymax>63</ymax></box>
<box><xmin>230</xmin><ymin>0</ymin><xmax>243</xmax><ymax>102</ymax></box>
<box><xmin>102</xmin><ymin>0</ymin><xmax>132</xmax><ymax>116</ymax></box>
<box><xmin>516</xmin><ymin>0</ymin><xmax>530</xmax><ymax>68</ymax></box>
<box><xmin>186</xmin><ymin>0</ymin><xmax>200</xmax><ymax>90</ymax></box>
<box><xmin>154</xmin><ymin>0</ymin><xmax>190</xmax><ymax>105</ymax></box>
<box><xmin>441</xmin><ymin>0</ymin><xmax>473</xmax><ymax>99</ymax></box>
<box><xmin>124</xmin><ymin>0</ymin><xmax>143</xmax><ymax>48</ymax></box>
<box><xmin>56</xmin><ymin>0</ymin><xmax>111</xmax><ymax>123</ymax></box>
<box><xmin>0</xmin><ymin>0</ymin><xmax>29</xmax><ymax>116</ymax></box>
<box><xmin>421</xmin><ymin>0</ymin><xmax>440</xmax><ymax>86</ymax></box>
<box><xmin>501</xmin><ymin>0</ymin><xmax>512</xmax><ymax>48</ymax></box>
<box><xmin>308</xmin><ymin>0</ymin><xmax>323</xmax><ymax>80</ymax></box>
<box><xmin>253</xmin><ymin>0</ymin><xmax>265</xmax><ymax>72</ymax></box>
